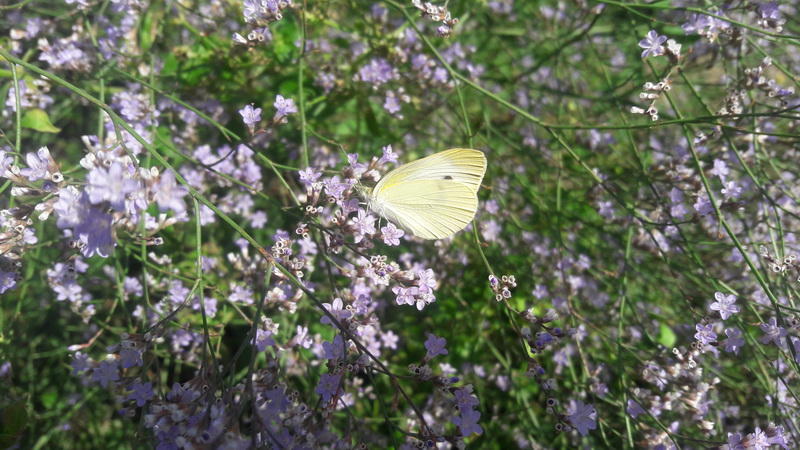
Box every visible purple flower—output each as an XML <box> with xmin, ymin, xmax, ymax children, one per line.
<box><xmin>92</xmin><ymin>358</ymin><xmax>119</xmax><ymax>388</ymax></box>
<box><xmin>153</xmin><ymin>170</ymin><xmax>188</xmax><ymax>214</ymax></box>
<box><xmin>0</xmin><ymin>361</ymin><xmax>10</xmax><ymax>378</ymax></box>
<box><xmin>239</xmin><ymin>104</ymin><xmax>262</xmax><ymax>131</ymax></box>
<box><xmin>639</xmin><ymin>30</ymin><xmax>667</xmax><ymax>58</ymax></box>
<box><xmin>321</xmin><ymin>298</ymin><xmax>352</xmax><ymax>325</ymax></box>
<box><xmin>626</xmin><ymin>399</ymin><xmax>645</xmax><ymax>418</ymax></box>
<box><xmin>71</xmin><ymin>352</ymin><xmax>91</xmax><ymax>375</ymax></box>
<box><xmin>352</xmin><ymin>209</ymin><xmax>376</xmax><ymax>243</ymax></box>
<box><xmin>229</xmin><ymin>284</ymin><xmax>254</xmax><ymax>305</ymax></box>
<box><xmin>393</xmin><ymin>286</ymin><xmax>416</xmax><ymax>307</ymax></box>
<box><xmin>669</xmin><ymin>188</ymin><xmax>690</xmax><ymax>219</ymax></box>
<box><xmin>19</xmin><ymin>147</ymin><xmax>52</xmax><ymax>181</ymax></box>
<box><xmin>694</xmin><ymin>323</ymin><xmax>717</xmax><ymax>346</ymax></box>
<box><xmin>722</xmin><ymin>328</ymin><xmax>745</xmax><ymax>354</ymax></box>
<box><xmin>724</xmin><ymin>432</ymin><xmax>744</xmax><ymax>450</ymax></box>
<box><xmin>172</xmin><ymin>329</ymin><xmax>194</xmax><ymax>348</ymax></box>
<box><xmin>355</xmin><ymin>58</ymin><xmax>397</xmax><ymax>86</ymax></box>
<box><xmin>250</xmin><ymin>210</ymin><xmax>268</xmax><ymax>228</ymax></box>
<box><xmin>379</xmin><ymin>145</ymin><xmax>398</xmax><ymax>165</ymax></box>
<box><xmin>273</xmin><ymin>94</ymin><xmax>297</xmax><ymax>119</ymax></box>
<box><xmin>322</xmin><ymin>335</ymin><xmax>346</xmax><ymax>360</ymax></box>
<box><xmin>315</xmin><ymin>372</ymin><xmax>342</xmax><ymax>403</ymax></box>
<box><xmin>454</xmin><ymin>386</ymin><xmax>480</xmax><ymax>409</ymax></box>
<box><xmin>347</xmin><ymin>153</ymin><xmax>368</xmax><ymax>178</ymax></box>
<box><xmin>298</xmin><ymin>166</ymin><xmax>322</xmax><ymax>186</ymax></box>
<box><xmin>54</xmin><ymin>189</ymin><xmax>115</xmax><ymax>258</ymax></box>
<box><xmin>452</xmin><ymin>408</ymin><xmax>483</xmax><ymax>436</ymax></box>
<box><xmin>759</xmin><ymin>318</ymin><xmax>787</xmax><ymax>346</ymax></box>
<box><xmin>746</xmin><ymin>427</ymin><xmax>770</xmax><ymax>450</ymax></box>
<box><xmin>383</xmin><ymin>91</ymin><xmax>402</xmax><ymax>115</ymax></box>
<box><xmin>710</xmin><ymin>292</ymin><xmax>740</xmax><ymax>320</ymax></box>
<box><xmin>710</xmin><ymin>159</ymin><xmax>729</xmax><ymax>180</ymax></box>
<box><xmin>381</xmin><ymin>330</ymin><xmax>399</xmax><ymax>349</ymax></box>
<box><xmin>417</xmin><ymin>268</ymin><xmax>436</xmax><ymax>292</ymax></box>
<box><xmin>119</xmin><ymin>345</ymin><xmax>143</xmax><ymax>369</ymax></box>
<box><xmin>566</xmin><ymin>399</ymin><xmax>597</xmax><ymax>436</ymax></box>
<box><xmin>282</xmin><ymin>326</ymin><xmax>307</xmax><ymax>348</ymax></box>
<box><xmin>192</xmin><ymin>295</ymin><xmax>218</xmax><ymax>318</ymax></box>
<box><xmin>693</xmin><ymin>193</ymin><xmax>713</xmax><ymax>216</ymax></box>
<box><xmin>721</xmin><ymin>181</ymin><xmax>742</xmax><ymax>201</ymax></box>
<box><xmin>380</xmin><ymin>222</ymin><xmax>404</xmax><ymax>246</ymax></box>
<box><xmin>424</xmin><ymin>333</ymin><xmax>448</xmax><ymax>358</ymax></box>
<box><xmin>86</xmin><ymin>163</ymin><xmax>140</xmax><ymax>211</ymax></box>
<box><xmin>255</xmin><ymin>327</ymin><xmax>275</xmax><ymax>351</ymax></box>
<box><xmin>0</xmin><ymin>270</ymin><xmax>17</xmax><ymax>294</ymax></box>
<box><xmin>127</xmin><ymin>381</ymin><xmax>154</xmax><ymax>407</ymax></box>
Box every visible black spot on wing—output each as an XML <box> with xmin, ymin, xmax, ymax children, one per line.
<box><xmin>443</xmin><ymin>175</ymin><xmax>453</xmax><ymax>180</ymax></box>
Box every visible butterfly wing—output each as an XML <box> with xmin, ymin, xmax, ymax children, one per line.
<box><xmin>373</xmin><ymin>148</ymin><xmax>486</xmax><ymax>195</ymax></box>
<box><xmin>371</xmin><ymin>179</ymin><xmax>479</xmax><ymax>240</ymax></box>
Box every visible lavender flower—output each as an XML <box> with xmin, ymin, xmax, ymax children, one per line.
<box><xmin>273</xmin><ymin>94</ymin><xmax>297</xmax><ymax>121</ymax></box>
<box><xmin>316</xmin><ymin>372</ymin><xmax>342</xmax><ymax>403</ymax></box>
<box><xmin>424</xmin><ymin>333</ymin><xmax>448</xmax><ymax>358</ymax></box>
<box><xmin>566</xmin><ymin>399</ymin><xmax>597</xmax><ymax>436</ymax></box>
<box><xmin>86</xmin><ymin>163</ymin><xmax>140</xmax><ymax>212</ymax></box>
<box><xmin>638</xmin><ymin>30</ymin><xmax>667</xmax><ymax>58</ymax></box>
<box><xmin>722</xmin><ymin>328</ymin><xmax>744</xmax><ymax>354</ymax></box>
<box><xmin>710</xmin><ymin>292</ymin><xmax>740</xmax><ymax>320</ymax></box>
<box><xmin>758</xmin><ymin>318</ymin><xmax>787</xmax><ymax>346</ymax></box>
<box><xmin>694</xmin><ymin>323</ymin><xmax>717</xmax><ymax>346</ymax></box>
<box><xmin>380</xmin><ymin>222</ymin><xmax>404</xmax><ymax>246</ymax></box>
<box><xmin>239</xmin><ymin>103</ymin><xmax>262</xmax><ymax>132</ymax></box>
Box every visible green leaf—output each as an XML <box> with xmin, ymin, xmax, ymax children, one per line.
<box><xmin>657</xmin><ymin>323</ymin><xmax>676</xmax><ymax>348</ymax></box>
<box><xmin>21</xmin><ymin>108</ymin><xmax>61</xmax><ymax>133</ymax></box>
<box><xmin>40</xmin><ymin>387</ymin><xmax>58</xmax><ymax>409</ymax></box>
<box><xmin>272</xmin><ymin>21</ymin><xmax>299</xmax><ymax>62</ymax></box>
<box><xmin>0</xmin><ymin>400</ymin><xmax>28</xmax><ymax>448</ymax></box>
<box><xmin>161</xmin><ymin>53</ymin><xmax>178</xmax><ymax>78</ymax></box>
<box><xmin>139</xmin><ymin>5</ymin><xmax>164</xmax><ymax>54</ymax></box>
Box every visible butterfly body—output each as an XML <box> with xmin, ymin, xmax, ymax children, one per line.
<box><xmin>366</xmin><ymin>148</ymin><xmax>487</xmax><ymax>240</ymax></box>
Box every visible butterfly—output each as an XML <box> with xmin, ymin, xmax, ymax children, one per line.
<box><xmin>365</xmin><ymin>148</ymin><xmax>487</xmax><ymax>240</ymax></box>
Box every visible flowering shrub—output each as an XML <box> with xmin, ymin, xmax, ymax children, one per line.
<box><xmin>1</xmin><ymin>0</ymin><xmax>799</xmax><ymax>448</ymax></box>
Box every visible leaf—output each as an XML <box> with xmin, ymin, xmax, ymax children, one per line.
<box><xmin>658</xmin><ymin>323</ymin><xmax>676</xmax><ymax>348</ymax></box>
<box><xmin>21</xmin><ymin>108</ymin><xmax>61</xmax><ymax>133</ymax></box>
<box><xmin>271</xmin><ymin>21</ymin><xmax>299</xmax><ymax>62</ymax></box>
<box><xmin>40</xmin><ymin>387</ymin><xmax>58</xmax><ymax>409</ymax></box>
<box><xmin>139</xmin><ymin>4</ymin><xmax>164</xmax><ymax>54</ymax></box>
<box><xmin>0</xmin><ymin>400</ymin><xmax>28</xmax><ymax>448</ymax></box>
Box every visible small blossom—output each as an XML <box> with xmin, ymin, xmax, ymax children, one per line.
<box><xmin>239</xmin><ymin>104</ymin><xmax>262</xmax><ymax>131</ymax></box>
<box><xmin>710</xmin><ymin>292</ymin><xmax>740</xmax><ymax>320</ymax></box>
<box><xmin>694</xmin><ymin>323</ymin><xmax>717</xmax><ymax>346</ymax></box>
<box><xmin>626</xmin><ymin>399</ymin><xmax>645</xmax><ymax>418</ymax></box>
<box><xmin>273</xmin><ymin>94</ymin><xmax>297</xmax><ymax>120</ymax></box>
<box><xmin>380</xmin><ymin>222</ymin><xmax>404</xmax><ymax>246</ymax></box>
<box><xmin>86</xmin><ymin>163</ymin><xmax>140</xmax><ymax>211</ymax></box>
<box><xmin>352</xmin><ymin>209</ymin><xmax>376</xmax><ymax>243</ymax></box>
<box><xmin>378</xmin><ymin>145</ymin><xmax>399</xmax><ymax>165</ymax></box>
<box><xmin>639</xmin><ymin>30</ymin><xmax>667</xmax><ymax>58</ymax></box>
<box><xmin>424</xmin><ymin>333</ymin><xmax>448</xmax><ymax>359</ymax></box>
<box><xmin>722</xmin><ymin>328</ymin><xmax>745</xmax><ymax>354</ymax></box>
<box><xmin>566</xmin><ymin>399</ymin><xmax>597</xmax><ymax>436</ymax></box>
<box><xmin>127</xmin><ymin>381</ymin><xmax>154</xmax><ymax>407</ymax></box>
<box><xmin>452</xmin><ymin>408</ymin><xmax>482</xmax><ymax>436</ymax></box>
<box><xmin>316</xmin><ymin>372</ymin><xmax>342</xmax><ymax>403</ymax></box>
<box><xmin>298</xmin><ymin>166</ymin><xmax>322</xmax><ymax>186</ymax></box>
<box><xmin>758</xmin><ymin>318</ymin><xmax>787</xmax><ymax>346</ymax></box>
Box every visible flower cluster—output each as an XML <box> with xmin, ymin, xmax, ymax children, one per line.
<box><xmin>411</xmin><ymin>0</ymin><xmax>460</xmax><ymax>37</ymax></box>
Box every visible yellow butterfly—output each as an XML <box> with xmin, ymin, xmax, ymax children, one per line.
<box><xmin>365</xmin><ymin>148</ymin><xmax>487</xmax><ymax>240</ymax></box>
